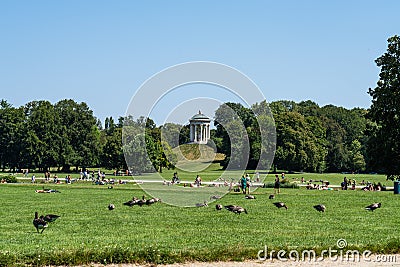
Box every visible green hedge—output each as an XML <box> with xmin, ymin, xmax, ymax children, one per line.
<box><xmin>1</xmin><ymin>175</ymin><xmax>17</xmax><ymax>183</ymax></box>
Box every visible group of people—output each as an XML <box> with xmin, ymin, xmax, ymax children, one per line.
<box><xmin>168</xmin><ymin>172</ymin><xmax>203</xmax><ymax>187</ymax></box>
<box><xmin>240</xmin><ymin>173</ymin><xmax>251</xmax><ymax>194</ymax></box>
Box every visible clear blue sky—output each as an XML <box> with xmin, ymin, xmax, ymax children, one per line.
<box><xmin>0</xmin><ymin>1</ymin><xmax>399</xmax><ymax>125</ymax></box>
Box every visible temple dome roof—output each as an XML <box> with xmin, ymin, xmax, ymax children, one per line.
<box><xmin>190</xmin><ymin>110</ymin><xmax>210</xmax><ymax>121</ymax></box>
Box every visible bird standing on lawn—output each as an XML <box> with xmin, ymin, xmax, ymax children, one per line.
<box><xmin>313</xmin><ymin>204</ymin><xmax>326</xmax><ymax>212</ymax></box>
<box><xmin>108</xmin><ymin>204</ymin><xmax>115</xmax><ymax>210</ymax></box>
<box><xmin>33</xmin><ymin>212</ymin><xmax>47</xmax><ymax>233</ymax></box>
<box><xmin>195</xmin><ymin>201</ymin><xmax>208</xmax><ymax>207</ymax></box>
<box><xmin>224</xmin><ymin>205</ymin><xmax>247</xmax><ymax>214</ymax></box>
<box><xmin>273</xmin><ymin>202</ymin><xmax>288</xmax><ymax>210</ymax></box>
<box><xmin>365</xmin><ymin>202</ymin><xmax>381</xmax><ymax>211</ymax></box>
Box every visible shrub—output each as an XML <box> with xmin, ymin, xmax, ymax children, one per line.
<box><xmin>1</xmin><ymin>175</ymin><xmax>17</xmax><ymax>183</ymax></box>
<box><xmin>262</xmin><ymin>182</ymin><xmax>299</xmax><ymax>189</ymax></box>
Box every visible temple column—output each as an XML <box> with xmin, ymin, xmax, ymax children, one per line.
<box><xmin>200</xmin><ymin>124</ymin><xmax>203</xmax><ymax>143</ymax></box>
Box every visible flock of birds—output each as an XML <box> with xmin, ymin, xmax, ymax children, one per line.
<box><xmin>121</xmin><ymin>195</ymin><xmax>161</xmax><ymax>208</ymax></box>
<box><xmin>209</xmin><ymin>193</ymin><xmax>381</xmax><ymax>215</ymax></box>
<box><xmin>33</xmin><ymin>190</ymin><xmax>382</xmax><ymax>233</ymax></box>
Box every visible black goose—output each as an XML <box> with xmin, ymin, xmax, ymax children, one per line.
<box><xmin>195</xmin><ymin>201</ymin><xmax>208</xmax><ymax>207</ymax></box>
<box><xmin>123</xmin><ymin>198</ymin><xmax>137</xmax><ymax>207</ymax></box>
<box><xmin>108</xmin><ymin>204</ymin><xmax>115</xmax><ymax>210</ymax></box>
<box><xmin>224</xmin><ymin>205</ymin><xmax>237</xmax><ymax>211</ymax></box>
<box><xmin>43</xmin><ymin>214</ymin><xmax>60</xmax><ymax>222</ymax></box>
<box><xmin>146</xmin><ymin>198</ymin><xmax>161</xmax><ymax>205</ymax></box>
<box><xmin>215</xmin><ymin>204</ymin><xmax>223</xmax><ymax>210</ymax></box>
<box><xmin>269</xmin><ymin>194</ymin><xmax>275</xmax><ymax>199</ymax></box>
<box><xmin>365</xmin><ymin>202</ymin><xmax>381</xmax><ymax>211</ymax></box>
<box><xmin>273</xmin><ymin>202</ymin><xmax>288</xmax><ymax>210</ymax></box>
<box><xmin>123</xmin><ymin>200</ymin><xmax>133</xmax><ymax>207</ymax></box>
<box><xmin>136</xmin><ymin>196</ymin><xmax>147</xmax><ymax>207</ymax></box>
<box><xmin>245</xmin><ymin>195</ymin><xmax>256</xmax><ymax>199</ymax></box>
<box><xmin>313</xmin><ymin>204</ymin><xmax>326</xmax><ymax>212</ymax></box>
<box><xmin>232</xmin><ymin>206</ymin><xmax>248</xmax><ymax>214</ymax></box>
<box><xmin>33</xmin><ymin>212</ymin><xmax>47</xmax><ymax>233</ymax></box>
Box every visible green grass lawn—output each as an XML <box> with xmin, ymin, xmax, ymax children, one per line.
<box><xmin>1</xmin><ymin>173</ymin><xmax>400</xmax><ymax>266</ymax></box>
<box><xmin>4</xmin><ymin>163</ymin><xmax>391</xmax><ymax>187</ymax></box>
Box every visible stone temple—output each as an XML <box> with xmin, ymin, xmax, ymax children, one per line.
<box><xmin>189</xmin><ymin>111</ymin><xmax>211</xmax><ymax>144</ymax></box>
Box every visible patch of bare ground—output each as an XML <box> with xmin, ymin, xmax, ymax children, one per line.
<box><xmin>61</xmin><ymin>254</ymin><xmax>400</xmax><ymax>267</ymax></box>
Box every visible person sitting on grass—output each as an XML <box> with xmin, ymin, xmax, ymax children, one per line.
<box><xmin>171</xmin><ymin>172</ymin><xmax>179</xmax><ymax>184</ymax></box>
<box><xmin>194</xmin><ymin>175</ymin><xmax>202</xmax><ymax>186</ymax></box>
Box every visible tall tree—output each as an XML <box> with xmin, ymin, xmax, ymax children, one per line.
<box><xmin>368</xmin><ymin>35</ymin><xmax>400</xmax><ymax>180</ymax></box>
<box><xmin>22</xmin><ymin>101</ymin><xmax>62</xmax><ymax>171</ymax></box>
<box><xmin>0</xmin><ymin>101</ymin><xmax>25</xmax><ymax>171</ymax></box>
<box><xmin>54</xmin><ymin>99</ymin><xmax>100</xmax><ymax>171</ymax></box>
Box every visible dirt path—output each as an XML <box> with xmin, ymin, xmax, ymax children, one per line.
<box><xmin>66</xmin><ymin>255</ymin><xmax>400</xmax><ymax>267</ymax></box>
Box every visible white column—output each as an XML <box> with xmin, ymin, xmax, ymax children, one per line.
<box><xmin>200</xmin><ymin>124</ymin><xmax>203</xmax><ymax>143</ymax></box>
<box><xmin>194</xmin><ymin>124</ymin><xmax>197</xmax><ymax>142</ymax></box>
<box><xmin>201</xmin><ymin>124</ymin><xmax>206</xmax><ymax>143</ymax></box>
<box><xmin>190</xmin><ymin>124</ymin><xmax>193</xmax><ymax>142</ymax></box>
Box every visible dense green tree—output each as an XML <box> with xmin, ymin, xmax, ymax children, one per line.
<box><xmin>0</xmin><ymin>101</ymin><xmax>25</xmax><ymax>171</ymax></box>
<box><xmin>250</xmin><ymin>101</ymin><xmax>276</xmax><ymax>170</ymax></box>
<box><xmin>367</xmin><ymin>35</ymin><xmax>400</xmax><ymax>179</ymax></box>
<box><xmin>179</xmin><ymin>124</ymin><xmax>190</xmax><ymax>145</ymax></box>
<box><xmin>123</xmin><ymin>132</ymin><xmax>154</xmax><ymax>174</ymax></box>
<box><xmin>349</xmin><ymin>139</ymin><xmax>366</xmax><ymax>172</ymax></box>
<box><xmin>101</xmin><ymin>127</ymin><xmax>125</xmax><ymax>170</ymax></box>
<box><xmin>22</xmin><ymin>101</ymin><xmax>62</xmax><ymax>171</ymax></box>
<box><xmin>214</xmin><ymin>102</ymin><xmax>261</xmax><ymax>169</ymax></box>
<box><xmin>54</xmin><ymin>99</ymin><xmax>100</xmax><ymax>171</ymax></box>
<box><xmin>160</xmin><ymin>122</ymin><xmax>182</xmax><ymax>148</ymax></box>
<box><xmin>273</xmin><ymin>110</ymin><xmax>326</xmax><ymax>172</ymax></box>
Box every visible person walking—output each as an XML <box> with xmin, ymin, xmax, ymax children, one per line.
<box><xmin>240</xmin><ymin>175</ymin><xmax>247</xmax><ymax>194</ymax></box>
<box><xmin>274</xmin><ymin>174</ymin><xmax>281</xmax><ymax>194</ymax></box>
<box><xmin>245</xmin><ymin>173</ymin><xmax>251</xmax><ymax>194</ymax></box>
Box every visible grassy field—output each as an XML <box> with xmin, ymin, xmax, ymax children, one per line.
<box><xmin>0</xmin><ymin>169</ymin><xmax>399</xmax><ymax>266</ymax></box>
<box><xmin>7</xmin><ymin>163</ymin><xmax>392</xmax><ymax>186</ymax></box>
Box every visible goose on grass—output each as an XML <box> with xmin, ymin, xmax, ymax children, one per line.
<box><xmin>224</xmin><ymin>205</ymin><xmax>247</xmax><ymax>214</ymax></box>
<box><xmin>33</xmin><ymin>212</ymin><xmax>47</xmax><ymax>234</ymax></box>
<box><xmin>313</xmin><ymin>204</ymin><xmax>326</xmax><ymax>212</ymax></box>
<box><xmin>43</xmin><ymin>214</ymin><xmax>60</xmax><ymax>222</ymax></box>
<box><xmin>273</xmin><ymin>202</ymin><xmax>288</xmax><ymax>210</ymax></box>
<box><xmin>365</xmin><ymin>202</ymin><xmax>381</xmax><ymax>211</ymax></box>
<box><xmin>195</xmin><ymin>201</ymin><xmax>208</xmax><ymax>207</ymax></box>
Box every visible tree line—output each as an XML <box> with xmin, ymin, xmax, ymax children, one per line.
<box><xmin>0</xmin><ymin>35</ymin><xmax>398</xmax><ymax>178</ymax></box>
<box><xmin>0</xmin><ymin>97</ymin><xmax>379</xmax><ymax>174</ymax></box>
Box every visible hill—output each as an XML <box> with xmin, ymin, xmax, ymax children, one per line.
<box><xmin>172</xmin><ymin>143</ymin><xmax>225</xmax><ymax>171</ymax></box>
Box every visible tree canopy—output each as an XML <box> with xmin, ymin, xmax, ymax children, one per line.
<box><xmin>367</xmin><ymin>35</ymin><xmax>400</xmax><ymax>180</ymax></box>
